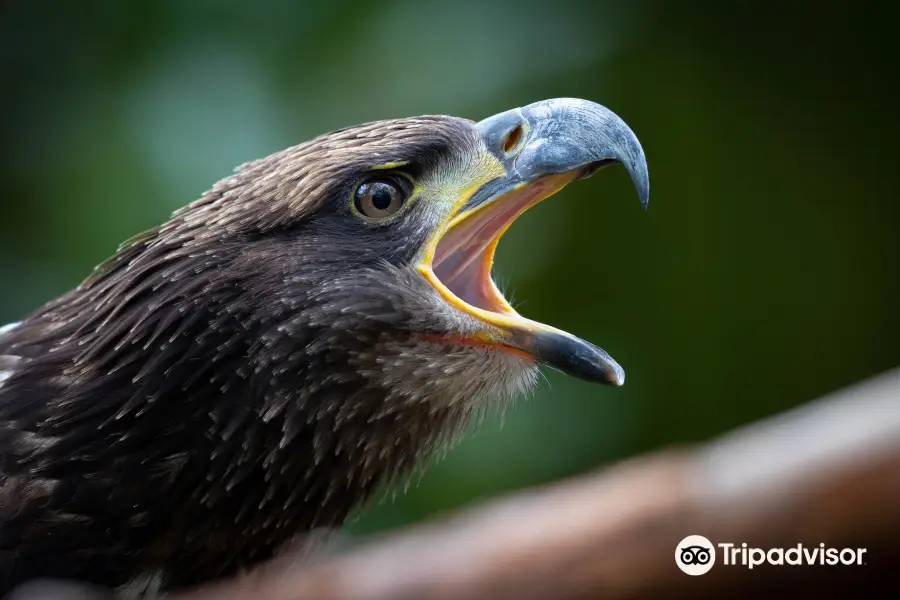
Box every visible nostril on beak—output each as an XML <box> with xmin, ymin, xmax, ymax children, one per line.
<box><xmin>502</xmin><ymin>124</ymin><xmax>525</xmax><ymax>154</ymax></box>
<box><xmin>476</xmin><ymin>109</ymin><xmax>530</xmax><ymax>160</ymax></box>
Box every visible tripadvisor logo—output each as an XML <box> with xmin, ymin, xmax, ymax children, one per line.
<box><xmin>676</xmin><ymin>535</ymin><xmax>867</xmax><ymax>575</ymax></box>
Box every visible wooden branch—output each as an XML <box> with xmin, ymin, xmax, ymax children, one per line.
<box><xmin>159</xmin><ymin>366</ymin><xmax>900</xmax><ymax>600</ymax></box>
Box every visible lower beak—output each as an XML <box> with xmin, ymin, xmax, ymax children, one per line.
<box><xmin>418</xmin><ymin>98</ymin><xmax>649</xmax><ymax>386</ymax></box>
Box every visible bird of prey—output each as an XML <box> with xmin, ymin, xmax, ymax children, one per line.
<box><xmin>0</xmin><ymin>98</ymin><xmax>648</xmax><ymax>597</ymax></box>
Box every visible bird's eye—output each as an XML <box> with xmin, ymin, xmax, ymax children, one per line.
<box><xmin>352</xmin><ymin>176</ymin><xmax>412</xmax><ymax>220</ymax></box>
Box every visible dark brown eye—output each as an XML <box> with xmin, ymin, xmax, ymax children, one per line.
<box><xmin>353</xmin><ymin>177</ymin><xmax>410</xmax><ymax>219</ymax></box>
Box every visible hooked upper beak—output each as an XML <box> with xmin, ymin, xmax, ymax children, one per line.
<box><xmin>418</xmin><ymin>98</ymin><xmax>649</xmax><ymax>386</ymax></box>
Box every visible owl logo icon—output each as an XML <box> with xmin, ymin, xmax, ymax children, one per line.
<box><xmin>676</xmin><ymin>535</ymin><xmax>716</xmax><ymax>575</ymax></box>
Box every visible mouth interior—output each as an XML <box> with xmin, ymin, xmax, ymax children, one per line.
<box><xmin>431</xmin><ymin>176</ymin><xmax>572</xmax><ymax>318</ymax></box>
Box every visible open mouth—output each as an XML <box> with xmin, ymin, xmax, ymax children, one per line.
<box><xmin>416</xmin><ymin>97</ymin><xmax>648</xmax><ymax>386</ymax></box>
<box><xmin>417</xmin><ymin>167</ymin><xmax>629</xmax><ymax>386</ymax></box>
<box><xmin>429</xmin><ymin>172</ymin><xmax>581</xmax><ymax>322</ymax></box>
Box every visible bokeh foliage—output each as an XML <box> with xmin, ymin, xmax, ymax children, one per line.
<box><xmin>1</xmin><ymin>0</ymin><xmax>898</xmax><ymax>538</ymax></box>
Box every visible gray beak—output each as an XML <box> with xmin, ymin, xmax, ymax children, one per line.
<box><xmin>472</xmin><ymin>97</ymin><xmax>649</xmax><ymax>212</ymax></box>
<box><xmin>461</xmin><ymin>98</ymin><xmax>649</xmax><ymax>385</ymax></box>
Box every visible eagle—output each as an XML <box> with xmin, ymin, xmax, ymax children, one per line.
<box><xmin>0</xmin><ymin>98</ymin><xmax>649</xmax><ymax>597</ymax></box>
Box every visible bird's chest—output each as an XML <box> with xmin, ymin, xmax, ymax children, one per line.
<box><xmin>156</xmin><ymin>397</ymin><xmax>459</xmax><ymax>586</ymax></box>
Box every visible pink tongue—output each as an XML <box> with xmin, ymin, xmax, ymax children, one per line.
<box><xmin>432</xmin><ymin>181</ymin><xmax>551</xmax><ymax>312</ymax></box>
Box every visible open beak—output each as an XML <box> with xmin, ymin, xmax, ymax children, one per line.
<box><xmin>417</xmin><ymin>98</ymin><xmax>649</xmax><ymax>386</ymax></box>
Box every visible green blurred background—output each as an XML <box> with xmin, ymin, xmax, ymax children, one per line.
<box><xmin>1</xmin><ymin>1</ymin><xmax>898</xmax><ymax>539</ymax></box>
